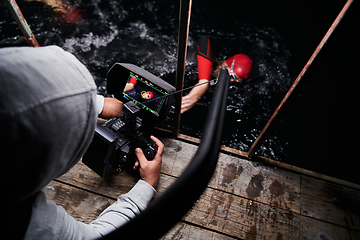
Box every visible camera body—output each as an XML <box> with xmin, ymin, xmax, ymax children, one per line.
<box><xmin>83</xmin><ymin>63</ymin><xmax>175</xmax><ymax>177</ymax></box>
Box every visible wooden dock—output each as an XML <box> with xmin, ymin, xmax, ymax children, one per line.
<box><xmin>46</xmin><ymin>138</ymin><xmax>360</xmax><ymax>239</ymax></box>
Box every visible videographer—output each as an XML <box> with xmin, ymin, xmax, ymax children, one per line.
<box><xmin>0</xmin><ymin>45</ymin><xmax>164</xmax><ymax>239</ymax></box>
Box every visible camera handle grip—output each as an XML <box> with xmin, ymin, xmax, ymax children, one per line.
<box><xmin>138</xmin><ymin>135</ymin><xmax>158</xmax><ymax>160</ymax></box>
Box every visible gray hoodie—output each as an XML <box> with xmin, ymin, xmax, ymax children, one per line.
<box><xmin>0</xmin><ymin>46</ymin><xmax>155</xmax><ymax>239</ymax></box>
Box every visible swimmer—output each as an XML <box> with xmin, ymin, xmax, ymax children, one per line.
<box><xmin>181</xmin><ymin>36</ymin><xmax>253</xmax><ymax>113</ymax></box>
<box><xmin>124</xmin><ymin>76</ymin><xmax>137</xmax><ymax>92</ymax></box>
<box><xmin>141</xmin><ymin>90</ymin><xmax>154</xmax><ymax>99</ymax></box>
<box><xmin>25</xmin><ymin>0</ymin><xmax>83</xmax><ymax>23</ymax></box>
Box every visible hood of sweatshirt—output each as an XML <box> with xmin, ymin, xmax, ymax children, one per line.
<box><xmin>0</xmin><ymin>46</ymin><xmax>97</xmax><ymax>205</ymax></box>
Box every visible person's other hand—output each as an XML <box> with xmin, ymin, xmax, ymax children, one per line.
<box><xmin>181</xmin><ymin>94</ymin><xmax>200</xmax><ymax>114</ymax></box>
<box><xmin>124</xmin><ymin>83</ymin><xmax>134</xmax><ymax>93</ymax></box>
<box><xmin>99</xmin><ymin>97</ymin><xmax>123</xmax><ymax>119</ymax></box>
<box><xmin>181</xmin><ymin>79</ymin><xmax>209</xmax><ymax>113</ymax></box>
<box><xmin>134</xmin><ymin>136</ymin><xmax>164</xmax><ymax>189</ymax></box>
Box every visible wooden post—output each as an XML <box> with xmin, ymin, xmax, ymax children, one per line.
<box><xmin>173</xmin><ymin>0</ymin><xmax>192</xmax><ymax>138</ymax></box>
<box><xmin>4</xmin><ymin>0</ymin><xmax>40</xmax><ymax>47</ymax></box>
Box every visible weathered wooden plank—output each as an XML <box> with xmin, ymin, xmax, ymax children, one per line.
<box><xmin>58</xmin><ymin>137</ymin><xmax>301</xmax><ymax>215</ymax></box>
<box><xmin>49</xmin><ymin>173</ymin><xmax>360</xmax><ymax>240</ymax></box>
<box><xmin>47</xmin><ymin>137</ymin><xmax>360</xmax><ymax>239</ymax></box>
<box><xmin>55</xmin><ymin>138</ymin><xmax>195</xmax><ymax>199</ymax></box>
<box><xmin>45</xmin><ymin>180</ymin><xmax>236</xmax><ymax>239</ymax></box>
<box><xmin>160</xmin><ymin>138</ymin><xmax>301</xmax><ymax>213</ymax></box>
<box><xmin>160</xmin><ymin>137</ymin><xmax>197</xmax><ymax>177</ymax></box>
<box><xmin>210</xmin><ymin>153</ymin><xmax>301</xmax><ymax>213</ymax></box>
<box><xmin>300</xmin><ymin>215</ymin><xmax>360</xmax><ymax>240</ymax></box>
<box><xmin>56</xmin><ymin>161</ymin><xmax>137</xmax><ymax>198</ymax></box>
<box><xmin>55</xmin><ymin>138</ymin><xmax>302</xmax><ymax>238</ymax></box>
<box><xmin>184</xmin><ymin>187</ymin><xmax>300</xmax><ymax>239</ymax></box>
<box><xmin>45</xmin><ymin>181</ymin><xmax>114</xmax><ymax>224</ymax></box>
<box><xmin>56</xmin><ymin>160</ymin><xmax>176</xmax><ymax>199</ymax></box>
<box><xmin>161</xmin><ymin>221</ymin><xmax>237</xmax><ymax>240</ymax></box>
<box><xmin>55</xmin><ymin>170</ymin><xmax>300</xmax><ymax>239</ymax></box>
<box><xmin>301</xmin><ymin>175</ymin><xmax>360</xmax><ymax>231</ymax></box>
<box><xmin>57</xmin><ymin>161</ymin><xmax>301</xmax><ymax>238</ymax></box>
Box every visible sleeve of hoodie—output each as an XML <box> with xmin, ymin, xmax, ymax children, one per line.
<box><xmin>88</xmin><ymin>180</ymin><xmax>156</xmax><ymax>236</ymax></box>
<box><xmin>25</xmin><ymin>180</ymin><xmax>156</xmax><ymax>240</ymax></box>
<box><xmin>96</xmin><ymin>94</ymin><xmax>105</xmax><ymax>116</ymax></box>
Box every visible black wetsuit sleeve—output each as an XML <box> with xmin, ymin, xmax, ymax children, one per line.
<box><xmin>196</xmin><ymin>36</ymin><xmax>215</xmax><ymax>81</ymax></box>
<box><xmin>196</xmin><ymin>36</ymin><xmax>215</xmax><ymax>62</ymax></box>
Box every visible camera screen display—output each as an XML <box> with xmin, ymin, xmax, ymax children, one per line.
<box><xmin>123</xmin><ymin>72</ymin><xmax>168</xmax><ymax>116</ymax></box>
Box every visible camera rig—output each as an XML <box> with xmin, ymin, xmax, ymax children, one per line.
<box><xmin>83</xmin><ymin>63</ymin><xmax>175</xmax><ymax>177</ymax></box>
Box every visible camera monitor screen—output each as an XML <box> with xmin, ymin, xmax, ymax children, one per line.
<box><xmin>107</xmin><ymin>63</ymin><xmax>175</xmax><ymax>122</ymax></box>
<box><xmin>123</xmin><ymin>72</ymin><xmax>168</xmax><ymax>117</ymax></box>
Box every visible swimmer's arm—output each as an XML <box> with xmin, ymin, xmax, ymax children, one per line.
<box><xmin>181</xmin><ymin>79</ymin><xmax>209</xmax><ymax>113</ymax></box>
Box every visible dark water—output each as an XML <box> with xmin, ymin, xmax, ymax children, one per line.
<box><xmin>0</xmin><ymin>0</ymin><xmax>293</xmax><ymax>161</ymax></box>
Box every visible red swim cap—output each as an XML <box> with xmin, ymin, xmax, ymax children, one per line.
<box><xmin>226</xmin><ymin>54</ymin><xmax>253</xmax><ymax>80</ymax></box>
<box><xmin>61</xmin><ymin>7</ymin><xmax>84</xmax><ymax>24</ymax></box>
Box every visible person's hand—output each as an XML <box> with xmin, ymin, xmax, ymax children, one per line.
<box><xmin>133</xmin><ymin>136</ymin><xmax>164</xmax><ymax>189</ymax></box>
<box><xmin>181</xmin><ymin>79</ymin><xmax>209</xmax><ymax>114</ymax></box>
<box><xmin>181</xmin><ymin>94</ymin><xmax>200</xmax><ymax>114</ymax></box>
<box><xmin>124</xmin><ymin>83</ymin><xmax>134</xmax><ymax>93</ymax></box>
<box><xmin>99</xmin><ymin>97</ymin><xmax>123</xmax><ymax>119</ymax></box>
